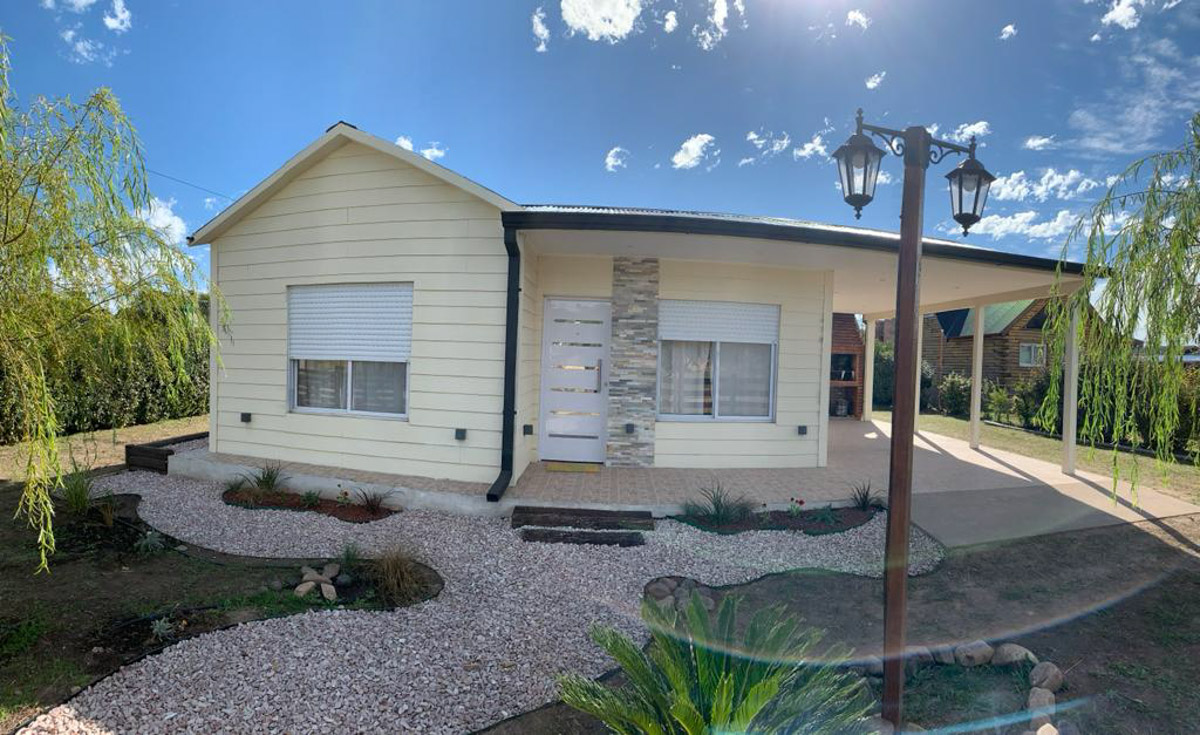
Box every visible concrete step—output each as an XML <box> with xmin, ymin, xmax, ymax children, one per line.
<box><xmin>519</xmin><ymin>528</ymin><xmax>645</xmax><ymax>547</ymax></box>
<box><xmin>510</xmin><ymin>505</ymin><xmax>655</xmax><ymax>531</ymax></box>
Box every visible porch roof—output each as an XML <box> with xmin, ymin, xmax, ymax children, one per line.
<box><xmin>508</xmin><ymin>207</ymin><xmax>1087</xmax><ymax>317</ymax></box>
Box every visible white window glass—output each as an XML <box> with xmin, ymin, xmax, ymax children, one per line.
<box><xmin>352</xmin><ymin>361</ymin><xmax>407</xmax><ymax>414</ymax></box>
<box><xmin>295</xmin><ymin>360</ymin><xmax>347</xmax><ymax>410</ymax></box>
<box><xmin>660</xmin><ymin>341</ymin><xmax>713</xmax><ymax>415</ymax></box>
<box><xmin>718</xmin><ymin>342</ymin><xmax>773</xmax><ymax>417</ymax></box>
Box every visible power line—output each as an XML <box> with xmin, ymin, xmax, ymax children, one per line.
<box><xmin>146</xmin><ymin>167</ymin><xmax>234</xmax><ymax>201</ymax></box>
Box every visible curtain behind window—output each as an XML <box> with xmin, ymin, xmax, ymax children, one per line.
<box><xmin>296</xmin><ymin>360</ymin><xmax>347</xmax><ymax>409</ymax></box>
<box><xmin>660</xmin><ymin>341</ymin><xmax>712</xmax><ymax>415</ymax></box>
<box><xmin>718</xmin><ymin>342</ymin><xmax>773</xmax><ymax>417</ymax></box>
<box><xmin>351</xmin><ymin>361</ymin><xmax>407</xmax><ymax>414</ymax></box>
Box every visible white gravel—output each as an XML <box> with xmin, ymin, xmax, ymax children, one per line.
<box><xmin>22</xmin><ymin>472</ymin><xmax>942</xmax><ymax>735</ymax></box>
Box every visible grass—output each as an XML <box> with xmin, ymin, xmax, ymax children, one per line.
<box><xmin>901</xmin><ymin>661</ymin><xmax>1034</xmax><ymax>729</ymax></box>
<box><xmin>0</xmin><ymin>616</ymin><xmax>48</xmax><ymax>659</ymax></box>
<box><xmin>0</xmin><ymin>415</ymin><xmax>208</xmax><ymax>483</ymax></box>
<box><xmin>872</xmin><ymin>409</ymin><xmax>1200</xmax><ymax>505</ymax></box>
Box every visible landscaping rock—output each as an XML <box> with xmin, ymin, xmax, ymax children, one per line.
<box><xmin>904</xmin><ymin>646</ymin><xmax>933</xmax><ymax>675</ymax></box>
<box><xmin>929</xmin><ymin>645</ymin><xmax>956</xmax><ymax>666</ymax></box>
<box><xmin>863</xmin><ymin>715</ymin><xmax>894</xmax><ymax>734</ymax></box>
<box><xmin>1036</xmin><ymin>725</ymin><xmax>1060</xmax><ymax>735</ymax></box>
<box><xmin>1054</xmin><ymin>720</ymin><xmax>1080</xmax><ymax>735</ymax></box>
<box><xmin>320</xmin><ymin>582</ymin><xmax>337</xmax><ymax>602</ymax></box>
<box><xmin>992</xmin><ymin>643</ymin><xmax>1039</xmax><ymax>666</ymax></box>
<box><xmin>1029</xmin><ymin>661</ymin><xmax>1064</xmax><ymax>692</ymax></box>
<box><xmin>954</xmin><ymin>640</ymin><xmax>994</xmax><ymax>667</ymax></box>
<box><xmin>644</xmin><ymin>579</ymin><xmax>673</xmax><ymax>600</ymax></box>
<box><xmin>333</xmin><ymin>573</ymin><xmax>352</xmax><ymax>587</ymax></box>
<box><xmin>293</xmin><ymin>581</ymin><xmax>315</xmax><ymax>597</ymax></box>
<box><xmin>322</xmin><ymin>563</ymin><xmax>340</xmax><ymax>578</ymax></box>
<box><xmin>1027</xmin><ymin>687</ymin><xmax>1056</xmax><ymax>729</ymax></box>
<box><xmin>301</xmin><ymin>570</ymin><xmax>329</xmax><ymax>584</ymax></box>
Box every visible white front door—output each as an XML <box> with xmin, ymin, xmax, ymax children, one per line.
<box><xmin>539</xmin><ymin>298</ymin><xmax>611</xmax><ymax>463</ymax></box>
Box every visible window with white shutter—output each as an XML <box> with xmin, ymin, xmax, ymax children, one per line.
<box><xmin>657</xmin><ymin>300</ymin><xmax>779</xmax><ymax>420</ymax></box>
<box><xmin>287</xmin><ymin>283</ymin><xmax>412</xmax><ymax>417</ymax></box>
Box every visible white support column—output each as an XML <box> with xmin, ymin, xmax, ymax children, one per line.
<box><xmin>914</xmin><ymin>313</ymin><xmax>924</xmax><ymax>420</ymax></box>
<box><xmin>862</xmin><ymin>318</ymin><xmax>876</xmax><ymax>422</ymax></box>
<box><xmin>969</xmin><ymin>305</ymin><xmax>985</xmax><ymax>449</ymax></box>
<box><xmin>1062</xmin><ymin>306</ymin><xmax>1080</xmax><ymax>474</ymax></box>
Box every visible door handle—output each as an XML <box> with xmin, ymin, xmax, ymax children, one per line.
<box><xmin>596</xmin><ymin>358</ymin><xmax>604</xmax><ymax>392</ymax></box>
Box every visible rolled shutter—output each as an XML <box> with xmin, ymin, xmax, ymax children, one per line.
<box><xmin>659</xmin><ymin>300</ymin><xmax>779</xmax><ymax>344</ymax></box>
<box><xmin>287</xmin><ymin>283</ymin><xmax>413</xmax><ymax>362</ymax></box>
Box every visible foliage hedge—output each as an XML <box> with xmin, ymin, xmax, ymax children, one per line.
<box><xmin>871</xmin><ymin>339</ymin><xmax>936</xmax><ymax>412</ymax></box>
<box><xmin>0</xmin><ymin>294</ymin><xmax>209</xmax><ymax>446</ymax></box>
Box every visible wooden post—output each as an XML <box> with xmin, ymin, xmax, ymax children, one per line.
<box><xmin>969</xmin><ymin>305</ymin><xmax>985</xmax><ymax>449</ymax></box>
<box><xmin>881</xmin><ymin>126</ymin><xmax>930</xmax><ymax>729</ymax></box>
<box><xmin>863</xmin><ymin>318</ymin><xmax>876</xmax><ymax>422</ymax></box>
<box><xmin>1062</xmin><ymin>306</ymin><xmax>1080</xmax><ymax>474</ymax></box>
<box><xmin>914</xmin><ymin>314</ymin><xmax>924</xmax><ymax>418</ymax></box>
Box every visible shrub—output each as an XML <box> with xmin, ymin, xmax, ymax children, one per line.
<box><xmin>223</xmin><ymin>477</ymin><xmax>245</xmax><ymax>493</ymax></box>
<box><xmin>1013</xmin><ymin>373</ymin><xmax>1052</xmax><ymax>430</ymax></box>
<box><xmin>134</xmin><ymin>530</ymin><xmax>166</xmax><ymax>555</ymax></box>
<box><xmin>301</xmin><ymin>490</ymin><xmax>320</xmax><ymax>509</ymax></box>
<box><xmin>682</xmin><ymin>484</ymin><xmax>756</xmax><ymax>526</ymax></box>
<box><xmin>149</xmin><ymin>617</ymin><xmax>176</xmax><ymax>642</ymax></box>
<box><xmin>983</xmin><ymin>380</ymin><xmax>1013</xmax><ymax>422</ymax></box>
<box><xmin>873</xmin><ymin>339</ymin><xmax>894</xmax><ymax>408</ymax></box>
<box><xmin>849</xmin><ymin>481</ymin><xmax>884</xmax><ymax>511</ymax></box>
<box><xmin>355</xmin><ymin>488</ymin><xmax>391</xmax><ymax>514</ymax></box>
<box><xmin>938</xmin><ymin>373</ymin><xmax>972</xmax><ymax>418</ymax></box>
<box><xmin>246</xmin><ymin>464</ymin><xmax>285</xmax><ymax>492</ymax></box>
<box><xmin>559</xmin><ymin>594</ymin><xmax>871</xmax><ymax>734</ymax></box>
<box><xmin>370</xmin><ymin>546</ymin><xmax>424</xmax><ymax>606</ymax></box>
<box><xmin>95</xmin><ymin>492</ymin><xmax>117</xmax><ymax>527</ymax></box>
<box><xmin>1133</xmin><ymin>365</ymin><xmax>1200</xmax><ymax>454</ymax></box>
<box><xmin>57</xmin><ymin>464</ymin><xmax>94</xmax><ymax>515</ymax></box>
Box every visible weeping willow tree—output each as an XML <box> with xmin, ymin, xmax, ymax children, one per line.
<box><xmin>0</xmin><ymin>37</ymin><xmax>220</xmax><ymax>570</ymax></box>
<box><xmin>1040</xmin><ymin>112</ymin><xmax>1200</xmax><ymax>490</ymax></box>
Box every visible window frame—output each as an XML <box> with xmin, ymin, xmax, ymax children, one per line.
<box><xmin>289</xmin><ymin>358</ymin><xmax>410</xmax><ymax>421</ymax></box>
<box><xmin>1018</xmin><ymin>342</ymin><xmax>1046</xmax><ymax>368</ymax></box>
<box><xmin>656</xmin><ymin>339</ymin><xmax>777</xmax><ymax>423</ymax></box>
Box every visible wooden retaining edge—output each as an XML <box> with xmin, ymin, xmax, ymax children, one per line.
<box><xmin>125</xmin><ymin>431</ymin><xmax>210</xmax><ymax>474</ymax></box>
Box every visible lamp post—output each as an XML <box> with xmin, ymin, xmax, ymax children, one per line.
<box><xmin>832</xmin><ymin>109</ymin><xmax>994</xmax><ymax>728</ymax></box>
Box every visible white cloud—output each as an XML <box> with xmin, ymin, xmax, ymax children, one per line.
<box><xmin>138</xmin><ymin>197</ymin><xmax>187</xmax><ymax>245</ymax></box>
<box><xmin>671</xmin><ymin>133</ymin><xmax>718</xmax><ymax>170</ymax></box>
<box><xmin>1022</xmin><ymin>135</ymin><xmax>1059</xmax><ymax>151</ymax></box>
<box><xmin>1101</xmin><ymin>0</ymin><xmax>1146</xmax><ymax>29</ymax></box>
<box><xmin>395</xmin><ymin>136</ymin><xmax>414</xmax><ymax>151</ymax></box>
<box><xmin>991</xmin><ymin>168</ymin><xmax>1102</xmax><ymax>202</ymax></box>
<box><xmin>865</xmin><ymin>71</ymin><xmax>886</xmax><ymax>90</ymax></box>
<box><xmin>663</xmin><ymin>10</ymin><xmax>677</xmax><ymax>33</ymax></box>
<box><xmin>41</xmin><ymin>0</ymin><xmax>99</xmax><ymax>11</ymax></box>
<box><xmin>792</xmin><ymin>133</ymin><xmax>828</xmax><ymax>161</ymax></box>
<box><xmin>59</xmin><ymin>26</ymin><xmax>114</xmax><ymax>65</ymax></box>
<box><xmin>999</xmin><ymin>23</ymin><xmax>1017</xmax><ymax>40</ymax></box>
<box><xmin>845</xmin><ymin>9</ymin><xmax>871</xmax><ymax>30</ymax></box>
<box><xmin>693</xmin><ymin>0</ymin><xmax>729</xmax><ymax>51</ymax></box>
<box><xmin>203</xmin><ymin>197</ymin><xmax>221</xmax><ymax>211</ymax></box>
<box><xmin>876</xmin><ymin>170</ymin><xmax>894</xmax><ymax>185</ymax></box>
<box><xmin>946</xmin><ymin>120</ymin><xmax>992</xmax><ymax>143</ymax></box>
<box><xmin>561</xmin><ymin>0</ymin><xmax>644</xmax><ymax>43</ymax></box>
<box><xmin>964</xmin><ymin>209</ymin><xmax>1078</xmax><ymax>241</ymax></box>
<box><xmin>1163</xmin><ymin>0</ymin><xmax>1183</xmax><ymax>8</ymax></box>
<box><xmin>1069</xmin><ymin>43</ymin><xmax>1200</xmax><ymax>154</ymax></box>
<box><xmin>420</xmin><ymin>142</ymin><xmax>447</xmax><ymax>161</ymax></box>
<box><xmin>1090</xmin><ymin>32</ymin><xmax>1103</xmax><ymax>41</ymax></box>
<box><xmin>532</xmin><ymin>6</ymin><xmax>550</xmax><ymax>52</ymax></box>
<box><xmin>740</xmin><ymin>129</ymin><xmax>791</xmax><ymax>166</ymax></box>
<box><xmin>604</xmin><ymin>146</ymin><xmax>629</xmax><ymax>172</ymax></box>
<box><xmin>102</xmin><ymin>0</ymin><xmax>131</xmax><ymax>33</ymax></box>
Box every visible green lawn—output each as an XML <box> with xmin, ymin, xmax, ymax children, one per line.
<box><xmin>872</xmin><ymin>409</ymin><xmax>1200</xmax><ymax>505</ymax></box>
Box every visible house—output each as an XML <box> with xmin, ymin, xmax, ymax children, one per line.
<box><xmin>188</xmin><ymin>122</ymin><xmax>1087</xmax><ymax>502</ymax></box>
<box><xmin>921</xmin><ymin>299</ymin><xmax>1053</xmax><ymax>390</ymax></box>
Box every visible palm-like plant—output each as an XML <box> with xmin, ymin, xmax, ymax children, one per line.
<box><xmin>559</xmin><ymin>593</ymin><xmax>871</xmax><ymax>734</ymax></box>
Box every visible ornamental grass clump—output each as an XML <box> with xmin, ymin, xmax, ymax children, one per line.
<box><xmin>57</xmin><ymin>464</ymin><xmax>94</xmax><ymax>515</ymax></box>
<box><xmin>559</xmin><ymin>593</ymin><xmax>871</xmax><ymax>734</ymax></box>
<box><xmin>370</xmin><ymin>546</ymin><xmax>424</xmax><ymax>607</ymax></box>
<box><xmin>682</xmin><ymin>483</ymin><xmax>756</xmax><ymax>527</ymax></box>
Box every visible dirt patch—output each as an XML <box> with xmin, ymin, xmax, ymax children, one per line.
<box><xmin>675</xmin><ymin>506</ymin><xmax>877</xmax><ymax>535</ymax></box>
<box><xmin>0</xmin><ymin>483</ymin><xmax>440</xmax><ymax>732</ymax></box>
<box><xmin>222</xmin><ymin>488</ymin><xmax>396</xmax><ymax>523</ymax></box>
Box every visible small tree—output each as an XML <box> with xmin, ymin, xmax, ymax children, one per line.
<box><xmin>1041</xmin><ymin>113</ymin><xmax>1200</xmax><ymax>487</ymax></box>
<box><xmin>0</xmin><ymin>38</ymin><xmax>220</xmax><ymax>570</ymax></box>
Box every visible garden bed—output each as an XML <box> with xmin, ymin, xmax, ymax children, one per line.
<box><xmin>675</xmin><ymin>506</ymin><xmax>878</xmax><ymax>535</ymax></box>
<box><xmin>222</xmin><ymin>487</ymin><xmax>397</xmax><ymax>523</ymax></box>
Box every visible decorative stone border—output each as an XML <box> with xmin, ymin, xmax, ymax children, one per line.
<box><xmin>644</xmin><ymin>576</ymin><xmax>1076</xmax><ymax>735</ymax></box>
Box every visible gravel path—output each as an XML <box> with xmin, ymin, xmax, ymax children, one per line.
<box><xmin>23</xmin><ymin>472</ymin><xmax>942</xmax><ymax>735</ymax></box>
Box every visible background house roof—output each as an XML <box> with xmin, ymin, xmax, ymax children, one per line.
<box><xmin>935</xmin><ymin>300</ymin><xmax>1037</xmax><ymax>338</ymax></box>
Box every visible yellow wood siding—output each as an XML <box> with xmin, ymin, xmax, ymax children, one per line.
<box><xmin>654</xmin><ymin>260</ymin><xmax>829</xmax><ymax>469</ymax></box>
<box><xmin>210</xmin><ymin>141</ymin><xmax>506</xmax><ymax>483</ymax></box>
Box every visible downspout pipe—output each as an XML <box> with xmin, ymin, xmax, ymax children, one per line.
<box><xmin>487</xmin><ymin>224</ymin><xmax>521</xmax><ymax>502</ymax></box>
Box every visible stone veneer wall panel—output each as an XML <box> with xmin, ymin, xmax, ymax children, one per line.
<box><xmin>606</xmin><ymin>257</ymin><xmax>659</xmax><ymax>466</ymax></box>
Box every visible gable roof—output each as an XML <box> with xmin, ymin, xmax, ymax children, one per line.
<box><xmin>935</xmin><ymin>299</ymin><xmax>1037</xmax><ymax>339</ymax></box>
<box><xmin>188</xmin><ymin>122</ymin><xmax>520</xmax><ymax>246</ymax></box>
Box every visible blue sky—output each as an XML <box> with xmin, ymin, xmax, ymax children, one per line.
<box><xmin>6</xmin><ymin>0</ymin><xmax>1200</xmax><ymax>279</ymax></box>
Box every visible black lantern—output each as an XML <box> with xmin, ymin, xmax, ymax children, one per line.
<box><xmin>945</xmin><ymin>153</ymin><xmax>995</xmax><ymax>235</ymax></box>
<box><xmin>832</xmin><ymin>130</ymin><xmax>884</xmax><ymax>219</ymax></box>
